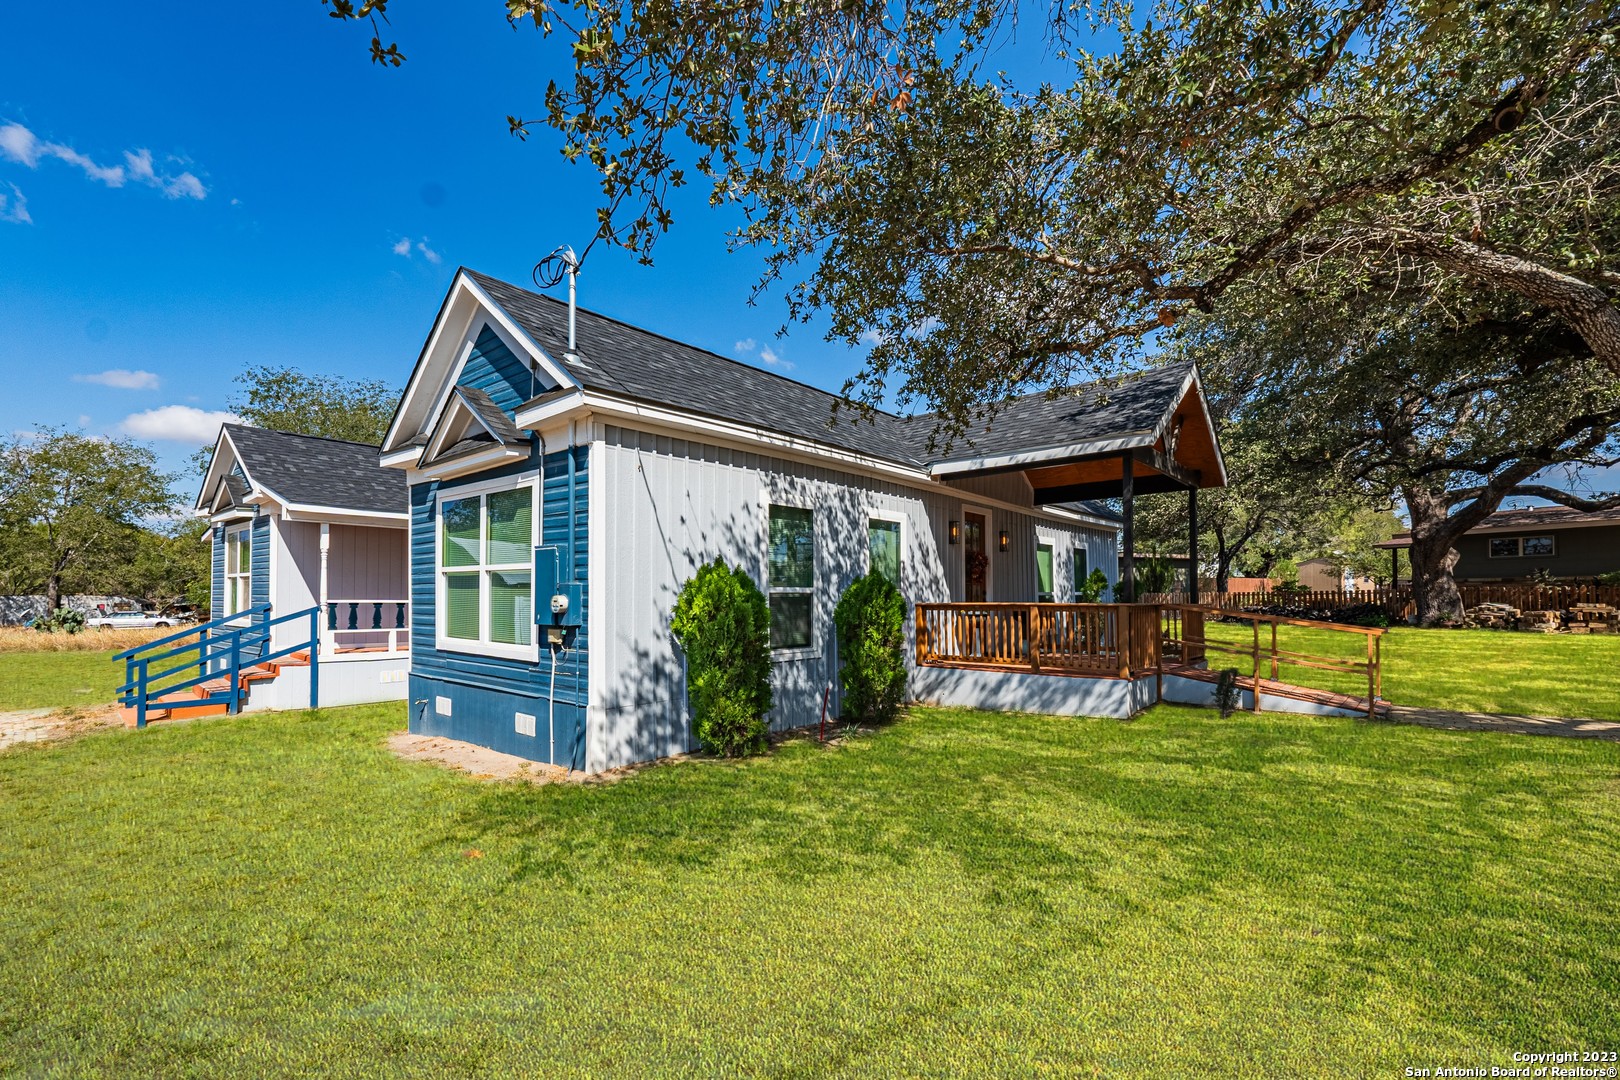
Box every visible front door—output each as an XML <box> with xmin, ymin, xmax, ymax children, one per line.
<box><xmin>963</xmin><ymin>512</ymin><xmax>987</xmax><ymax>602</ymax></box>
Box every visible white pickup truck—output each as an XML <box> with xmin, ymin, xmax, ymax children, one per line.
<box><xmin>85</xmin><ymin>609</ymin><xmax>178</xmax><ymax>630</ymax></box>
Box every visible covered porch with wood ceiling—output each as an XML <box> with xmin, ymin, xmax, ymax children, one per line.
<box><xmin>927</xmin><ymin>363</ymin><xmax>1228</xmax><ymax>602</ymax></box>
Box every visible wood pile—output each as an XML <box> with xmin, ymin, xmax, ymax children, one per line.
<box><xmin>1568</xmin><ymin>604</ymin><xmax>1617</xmax><ymax>635</ymax></box>
<box><xmin>1518</xmin><ymin>610</ymin><xmax>1562</xmax><ymax>633</ymax></box>
<box><xmin>1465</xmin><ymin>602</ymin><xmax>1520</xmax><ymax>629</ymax></box>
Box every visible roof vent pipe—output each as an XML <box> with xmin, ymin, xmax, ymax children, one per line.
<box><xmin>533</xmin><ymin>245</ymin><xmax>581</xmax><ymax>361</ymax></box>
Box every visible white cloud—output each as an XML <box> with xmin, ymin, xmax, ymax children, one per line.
<box><xmin>416</xmin><ymin>239</ymin><xmax>442</xmax><ymax>265</ymax></box>
<box><xmin>119</xmin><ymin>405</ymin><xmax>241</xmax><ymax>443</ymax></box>
<box><xmin>857</xmin><ymin>328</ymin><xmax>887</xmax><ymax>348</ymax></box>
<box><xmin>734</xmin><ymin>337</ymin><xmax>756</xmax><ymax>354</ymax></box>
<box><xmin>0</xmin><ymin>122</ymin><xmax>207</xmax><ymax>203</ymax></box>
<box><xmin>77</xmin><ymin>414</ymin><xmax>91</xmax><ymax>427</ymax></box>
<box><xmin>0</xmin><ymin>181</ymin><xmax>28</xmax><ymax>224</ymax></box>
<box><xmin>391</xmin><ymin>236</ymin><xmax>412</xmax><ymax>256</ymax></box>
<box><xmin>758</xmin><ymin>346</ymin><xmax>794</xmax><ymax>371</ymax></box>
<box><xmin>0</xmin><ymin>123</ymin><xmax>40</xmax><ymax>166</ymax></box>
<box><xmin>74</xmin><ymin>369</ymin><xmax>160</xmax><ymax>390</ymax></box>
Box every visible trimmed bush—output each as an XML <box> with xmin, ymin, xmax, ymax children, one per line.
<box><xmin>32</xmin><ymin>609</ymin><xmax>86</xmax><ymax>635</ymax></box>
<box><xmin>670</xmin><ymin>559</ymin><xmax>772</xmax><ymax>756</ymax></box>
<box><xmin>1076</xmin><ymin>568</ymin><xmax>1111</xmax><ymax>603</ymax></box>
<box><xmin>833</xmin><ymin>570</ymin><xmax>906</xmax><ymax>725</ymax></box>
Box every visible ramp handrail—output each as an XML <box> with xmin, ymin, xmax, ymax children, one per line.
<box><xmin>117</xmin><ymin>605</ymin><xmax>322</xmax><ymax>728</ymax></box>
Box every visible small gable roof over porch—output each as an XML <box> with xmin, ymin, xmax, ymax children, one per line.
<box><xmin>196</xmin><ymin>425</ymin><xmax>408</xmax><ymax>522</ymax></box>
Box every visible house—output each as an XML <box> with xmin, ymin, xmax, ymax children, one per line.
<box><xmin>1375</xmin><ymin>505</ymin><xmax>1620</xmax><ymax>583</ymax></box>
<box><xmin>1296</xmin><ymin>557</ymin><xmax>1378</xmax><ymax>592</ymax></box>
<box><xmin>192</xmin><ymin>425</ymin><xmax>411</xmax><ymax>709</ymax></box>
<box><xmin>374</xmin><ymin>268</ymin><xmax>1228</xmax><ymax>772</ymax></box>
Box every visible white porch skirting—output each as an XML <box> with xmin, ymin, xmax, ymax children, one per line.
<box><xmin>910</xmin><ymin>667</ymin><xmax>1366</xmax><ymax>720</ymax></box>
<box><xmin>244</xmin><ymin>655</ymin><xmax>410</xmax><ymax>712</ymax></box>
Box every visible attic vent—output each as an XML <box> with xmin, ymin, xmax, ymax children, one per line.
<box><xmin>533</xmin><ymin>245</ymin><xmax>581</xmax><ymax>359</ymax></box>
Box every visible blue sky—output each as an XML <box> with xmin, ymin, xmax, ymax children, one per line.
<box><xmin>1</xmin><ymin>4</ymin><xmax>1609</xmax><ymax>507</ymax></box>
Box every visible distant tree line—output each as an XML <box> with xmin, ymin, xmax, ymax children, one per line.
<box><xmin>0</xmin><ymin>369</ymin><xmax>398</xmax><ymax>615</ymax></box>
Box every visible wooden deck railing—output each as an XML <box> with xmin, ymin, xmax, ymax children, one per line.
<box><xmin>915</xmin><ymin>601</ymin><xmax>1385</xmax><ymax>719</ymax></box>
<box><xmin>915</xmin><ymin>602</ymin><xmax>1161</xmax><ymax>679</ymax></box>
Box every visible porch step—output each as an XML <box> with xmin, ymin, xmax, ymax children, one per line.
<box><xmin>121</xmin><ymin>661</ymin><xmax>288</xmax><ymax>728</ymax></box>
<box><xmin>1162</xmin><ymin>663</ymin><xmax>1388</xmax><ymax>717</ymax></box>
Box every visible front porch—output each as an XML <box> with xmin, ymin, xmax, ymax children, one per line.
<box><xmin>913</xmin><ymin>602</ymin><xmax>1385</xmax><ymax>719</ymax></box>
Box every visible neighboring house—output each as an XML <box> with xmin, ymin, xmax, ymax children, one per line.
<box><xmin>1296</xmin><ymin>558</ymin><xmax>1378</xmax><ymax>592</ymax></box>
<box><xmin>194</xmin><ymin>425</ymin><xmax>411</xmax><ymax>709</ymax></box>
<box><xmin>376</xmin><ymin>268</ymin><xmax>1226</xmax><ymax>772</ymax></box>
<box><xmin>1376</xmin><ymin>505</ymin><xmax>1620</xmax><ymax>582</ymax></box>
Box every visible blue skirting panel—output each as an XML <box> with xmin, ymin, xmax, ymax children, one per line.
<box><xmin>409</xmin><ymin>673</ymin><xmax>586</xmax><ymax>768</ymax></box>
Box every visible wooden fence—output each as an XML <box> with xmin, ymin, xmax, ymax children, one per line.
<box><xmin>1180</xmin><ymin>583</ymin><xmax>1620</xmax><ymax>614</ymax></box>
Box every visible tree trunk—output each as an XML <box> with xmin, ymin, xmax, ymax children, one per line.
<box><xmin>45</xmin><ymin>573</ymin><xmax>61</xmax><ymax>613</ymax></box>
<box><xmin>1404</xmin><ymin>487</ymin><xmax>1464</xmax><ymax>625</ymax></box>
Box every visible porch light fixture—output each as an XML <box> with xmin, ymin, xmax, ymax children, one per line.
<box><xmin>948</xmin><ymin>520</ymin><xmax>960</xmax><ymax>545</ymax></box>
<box><xmin>998</xmin><ymin>530</ymin><xmax>1010</xmax><ymax>552</ymax></box>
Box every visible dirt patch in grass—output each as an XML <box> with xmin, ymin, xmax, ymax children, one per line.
<box><xmin>0</xmin><ymin>705</ymin><xmax>122</xmax><ymax>752</ymax></box>
<box><xmin>386</xmin><ymin>731</ymin><xmax>591</xmax><ymax>784</ymax></box>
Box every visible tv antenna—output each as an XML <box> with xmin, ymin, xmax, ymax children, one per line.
<box><xmin>533</xmin><ymin>245</ymin><xmax>580</xmax><ymax>358</ymax></box>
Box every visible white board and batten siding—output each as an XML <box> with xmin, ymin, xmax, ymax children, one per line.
<box><xmin>270</xmin><ymin>519</ymin><xmax>408</xmax><ymax>651</ymax></box>
<box><xmin>586</xmin><ymin>423</ymin><xmax>1117</xmax><ymax>773</ymax></box>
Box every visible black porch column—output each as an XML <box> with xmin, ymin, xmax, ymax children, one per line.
<box><xmin>1187</xmin><ymin>486</ymin><xmax>1200</xmax><ymax>605</ymax></box>
<box><xmin>1120</xmin><ymin>451</ymin><xmax>1135</xmax><ymax>602</ymax></box>
<box><xmin>1391</xmin><ymin>546</ymin><xmax>1399</xmax><ymax>588</ymax></box>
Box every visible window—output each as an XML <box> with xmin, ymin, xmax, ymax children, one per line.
<box><xmin>1522</xmin><ymin>535</ymin><xmax>1555</xmax><ymax>557</ymax></box>
<box><xmin>224</xmin><ymin>524</ymin><xmax>251</xmax><ymax>615</ymax></box>
<box><xmin>1036</xmin><ymin>544</ymin><xmax>1055</xmax><ymax>602</ymax></box>
<box><xmin>1491</xmin><ymin>535</ymin><xmax>1555</xmax><ymax>559</ymax></box>
<box><xmin>1488</xmin><ymin>537</ymin><xmax>1518</xmax><ymax>558</ymax></box>
<box><xmin>438</xmin><ymin>483</ymin><xmax>534</xmax><ymax>655</ymax></box>
<box><xmin>868</xmin><ymin>518</ymin><xmax>901</xmax><ymax>586</ymax></box>
<box><xmin>768</xmin><ymin>505</ymin><xmax>815</xmax><ymax>650</ymax></box>
<box><xmin>1073</xmin><ymin>547</ymin><xmax>1090</xmax><ymax>595</ymax></box>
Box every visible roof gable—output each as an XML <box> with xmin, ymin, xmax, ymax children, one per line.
<box><xmin>205</xmin><ymin>425</ymin><xmax>408</xmax><ymax>517</ymax></box>
<box><xmin>380</xmin><ymin>271</ymin><xmax>577</xmax><ymax>462</ymax></box>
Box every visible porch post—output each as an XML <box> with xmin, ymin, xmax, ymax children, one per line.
<box><xmin>1187</xmin><ymin>486</ymin><xmax>1200</xmax><ymax>605</ymax></box>
<box><xmin>318</xmin><ymin>522</ymin><xmax>330</xmax><ymax>653</ymax></box>
<box><xmin>1120</xmin><ymin>451</ymin><xmax>1135</xmax><ymax>603</ymax></box>
<box><xmin>1390</xmin><ymin>546</ymin><xmax>1398</xmax><ymax>589</ymax></box>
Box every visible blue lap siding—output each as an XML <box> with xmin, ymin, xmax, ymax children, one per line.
<box><xmin>210</xmin><ymin>527</ymin><xmax>226</xmax><ymax>621</ymax></box>
<box><xmin>460</xmin><ymin>326</ymin><xmax>535</xmax><ymax>414</ymax></box>
<box><xmin>407</xmin><ymin>442</ymin><xmax>590</xmax><ymax>767</ymax></box>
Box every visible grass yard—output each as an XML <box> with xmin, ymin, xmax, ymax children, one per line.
<box><xmin>1203</xmin><ymin>622</ymin><xmax>1620</xmax><ymax>721</ymax></box>
<box><xmin>2</xmin><ymin>703</ymin><xmax>1617</xmax><ymax>1075</ymax></box>
<box><xmin>0</xmin><ymin>649</ymin><xmax>126</xmax><ymax>712</ymax></box>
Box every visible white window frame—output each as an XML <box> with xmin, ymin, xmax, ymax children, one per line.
<box><xmin>866</xmin><ymin>509</ymin><xmax>906</xmax><ymax>589</ymax></box>
<box><xmin>764</xmin><ymin>498</ymin><xmax>820</xmax><ymax>661</ymax></box>
<box><xmin>224</xmin><ymin>523</ymin><xmax>252</xmax><ymax>617</ymax></box>
<box><xmin>1035</xmin><ymin>541</ymin><xmax>1056</xmax><ymax>603</ymax></box>
<box><xmin>434</xmin><ymin>472</ymin><xmax>539</xmax><ymax>662</ymax></box>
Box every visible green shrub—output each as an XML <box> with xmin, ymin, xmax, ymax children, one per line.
<box><xmin>1135</xmin><ymin>554</ymin><xmax>1176</xmax><ymax>595</ymax></box>
<box><xmin>32</xmin><ymin>609</ymin><xmax>85</xmax><ymax>635</ymax></box>
<box><xmin>1076</xmin><ymin>568</ymin><xmax>1111</xmax><ymax>603</ymax></box>
<box><xmin>670</xmin><ymin>559</ymin><xmax>772</xmax><ymax>756</ymax></box>
<box><xmin>833</xmin><ymin>571</ymin><xmax>907</xmax><ymax>724</ymax></box>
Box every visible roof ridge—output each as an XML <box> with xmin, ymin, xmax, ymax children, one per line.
<box><xmin>465</xmin><ymin>268</ymin><xmax>912</xmax><ymax>423</ymax></box>
<box><xmin>467</xmin><ymin>269</ymin><xmax>1190</xmax><ymax>429</ymax></box>
<box><xmin>225</xmin><ymin>422</ymin><xmax>383</xmax><ymax>451</ymax></box>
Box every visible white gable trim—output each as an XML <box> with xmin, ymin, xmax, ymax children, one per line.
<box><xmin>421</xmin><ymin>387</ymin><xmax>510</xmax><ymax>466</ymax></box>
<box><xmin>381</xmin><ymin>271</ymin><xmax>578</xmax><ymax>460</ymax></box>
<box><xmin>195</xmin><ymin>427</ymin><xmax>250</xmax><ymax>513</ymax></box>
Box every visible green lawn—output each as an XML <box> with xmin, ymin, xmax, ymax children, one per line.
<box><xmin>1202</xmin><ymin>622</ymin><xmax>1620</xmax><ymax>720</ymax></box>
<box><xmin>2</xmin><ymin>703</ymin><xmax>1616</xmax><ymax>1075</ymax></box>
<box><xmin>0</xmin><ymin>649</ymin><xmax>124</xmax><ymax>711</ymax></box>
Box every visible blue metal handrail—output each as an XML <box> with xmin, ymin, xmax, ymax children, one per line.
<box><xmin>118</xmin><ymin>605</ymin><xmax>321</xmax><ymax>729</ymax></box>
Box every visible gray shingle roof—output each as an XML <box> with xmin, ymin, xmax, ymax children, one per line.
<box><xmin>220</xmin><ymin>425</ymin><xmax>407</xmax><ymax>516</ymax></box>
<box><xmin>465</xmin><ymin>268</ymin><xmax>1192</xmax><ymax>474</ymax></box>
